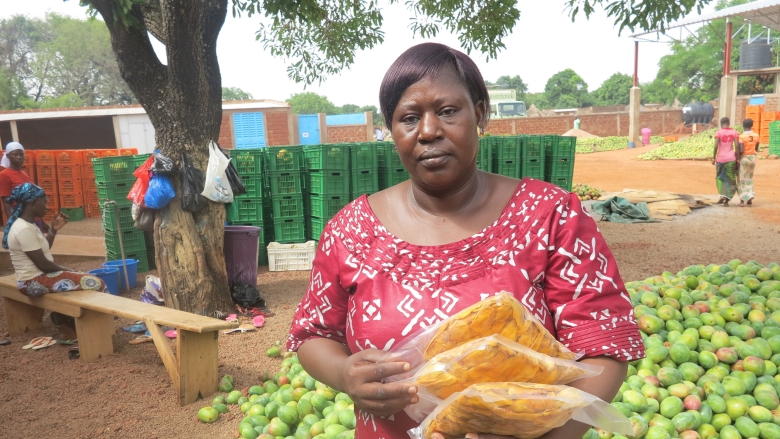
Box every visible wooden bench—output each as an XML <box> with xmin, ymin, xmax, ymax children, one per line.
<box><xmin>0</xmin><ymin>275</ymin><xmax>238</xmax><ymax>406</ymax></box>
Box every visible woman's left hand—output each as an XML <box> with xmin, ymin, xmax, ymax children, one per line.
<box><xmin>51</xmin><ymin>213</ymin><xmax>68</xmax><ymax>232</ymax></box>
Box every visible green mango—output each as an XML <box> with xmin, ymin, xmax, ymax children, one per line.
<box><xmin>759</xmin><ymin>422</ymin><xmax>780</xmax><ymax>439</ymax></box>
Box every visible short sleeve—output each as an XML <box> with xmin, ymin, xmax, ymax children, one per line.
<box><xmin>0</xmin><ymin>173</ymin><xmax>11</xmax><ymax>198</ymax></box>
<box><xmin>287</xmin><ymin>222</ymin><xmax>351</xmax><ymax>352</ymax></box>
<box><xmin>13</xmin><ymin>225</ymin><xmax>43</xmax><ymax>252</ymax></box>
<box><xmin>714</xmin><ymin>130</ymin><xmax>721</xmax><ymax>139</ymax></box>
<box><xmin>542</xmin><ymin>194</ymin><xmax>645</xmax><ymax>361</ymax></box>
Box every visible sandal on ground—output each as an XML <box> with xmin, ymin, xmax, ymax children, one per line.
<box><xmin>55</xmin><ymin>339</ymin><xmax>78</xmax><ymax>345</ymax></box>
<box><xmin>31</xmin><ymin>339</ymin><xmax>57</xmax><ymax>350</ymax></box>
<box><xmin>68</xmin><ymin>346</ymin><xmax>79</xmax><ymax>360</ymax></box>
<box><xmin>225</xmin><ymin>314</ymin><xmax>239</xmax><ymax>323</ymax></box>
<box><xmin>0</xmin><ymin>340</ymin><xmax>11</xmax><ymax>346</ymax></box>
<box><xmin>223</xmin><ymin>324</ymin><xmax>257</xmax><ymax>335</ymax></box>
<box><xmin>253</xmin><ymin>315</ymin><xmax>265</xmax><ymax>328</ymax></box>
<box><xmin>164</xmin><ymin>330</ymin><xmax>177</xmax><ymax>339</ymax></box>
<box><xmin>128</xmin><ymin>335</ymin><xmax>153</xmax><ymax>345</ymax></box>
<box><xmin>23</xmin><ymin>337</ymin><xmax>51</xmax><ymax>350</ymax></box>
<box><xmin>122</xmin><ymin>322</ymin><xmax>147</xmax><ymax>333</ymax></box>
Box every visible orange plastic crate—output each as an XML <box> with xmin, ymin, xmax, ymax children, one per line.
<box><xmin>59</xmin><ymin>178</ymin><xmax>83</xmax><ymax>195</ymax></box>
<box><xmin>85</xmin><ymin>189</ymin><xmax>100</xmax><ymax>205</ymax></box>
<box><xmin>37</xmin><ymin>165</ymin><xmax>56</xmax><ymax>180</ymax></box>
<box><xmin>82</xmin><ymin>179</ymin><xmax>97</xmax><ymax>193</ymax></box>
<box><xmin>45</xmin><ymin>196</ymin><xmax>59</xmax><ymax>211</ymax></box>
<box><xmin>86</xmin><ymin>203</ymin><xmax>102</xmax><ymax>218</ymax></box>
<box><xmin>663</xmin><ymin>136</ymin><xmax>679</xmax><ymax>143</ymax></box>
<box><xmin>82</xmin><ymin>166</ymin><xmax>95</xmax><ymax>179</ymax></box>
<box><xmin>23</xmin><ymin>151</ymin><xmax>35</xmax><ymax>166</ymax></box>
<box><xmin>81</xmin><ymin>150</ymin><xmax>101</xmax><ymax>163</ymax></box>
<box><xmin>54</xmin><ymin>150</ymin><xmax>83</xmax><ymax>166</ymax></box>
<box><xmin>59</xmin><ymin>193</ymin><xmax>84</xmax><ymax>208</ymax></box>
<box><xmin>21</xmin><ymin>165</ymin><xmax>36</xmax><ymax>183</ymax></box>
<box><xmin>119</xmin><ymin>148</ymin><xmax>138</xmax><ymax>156</ymax></box>
<box><xmin>36</xmin><ymin>151</ymin><xmax>55</xmax><ymax>166</ymax></box>
<box><xmin>99</xmin><ymin>150</ymin><xmax>119</xmax><ymax>157</ymax></box>
<box><xmin>57</xmin><ymin>165</ymin><xmax>83</xmax><ymax>180</ymax></box>
<box><xmin>747</xmin><ymin>105</ymin><xmax>765</xmax><ymax>113</ymax></box>
<box><xmin>38</xmin><ymin>178</ymin><xmax>58</xmax><ymax>195</ymax></box>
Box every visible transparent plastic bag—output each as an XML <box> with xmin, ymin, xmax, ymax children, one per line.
<box><xmin>384</xmin><ymin>292</ymin><xmax>577</xmax><ymax>371</ymax></box>
<box><xmin>388</xmin><ymin>335</ymin><xmax>602</xmax><ymax>401</ymax></box>
<box><xmin>407</xmin><ymin>382</ymin><xmax>633</xmax><ymax>439</ymax></box>
<box><xmin>201</xmin><ymin>140</ymin><xmax>233</xmax><ymax>203</ymax></box>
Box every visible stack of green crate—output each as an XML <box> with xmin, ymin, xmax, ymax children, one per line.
<box><xmin>377</xmin><ymin>142</ymin><xmax>409</xmax><ymax>190</ymax></box>
<box><xmin>477</xmin><ymin>137</ymin><xmax>493</xmax><ymax>172</ymax></box>
<box><xmin>351</xmin><ymin>143</ymin><xmax>380</xmax><ymax>199</ymax></box>
<box><xmin>521</xmin><ymin>136</ymin><xmax>545</xmax><ymax>180</ymax></box>
<box><xmin>93</xmin><ymin>155</ymin><xmax>150</xmax><ymax>272</ymax></box>
<box><xmin>267</xmin><ymin>146</ymin><xmax>307</xmax><ymax>244</ymax></box>
<box><xmin>770</xmin><ymin>121</ymin><xmax>780</xmax><ymax>157</ymax></box>
<box><xmin>492</xmin><ymin>136</ymin><xmax>522</xmax><ymax>178</ymax></box>
<box><xmin>304</xmin><ymin>144</ymin><xmax>351</xmax><ymax>241</ymax></box>
<box><xmin>543</xmin><ymin>136</ymin><xmax>576</xmax><ymax>191</ymax></box>
<box><xmin>227</xmin><ymin>148</ymin><xmax>273</xmax><ymax>265</ymax></box>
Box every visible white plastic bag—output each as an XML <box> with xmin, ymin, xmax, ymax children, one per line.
<box><xmin>201</xmin><ymin>140</ymin><xmax>233</xmax><ymax>203</ymax></box>
<box><xmin>406</xmin><ymin>382</ymin><xmax>633</xmax><ymax>439</ymax></box>
<box><xmin>140</xmin><ymin>275</ymin><xmax>164</xmax><ymax>306</ymax></box>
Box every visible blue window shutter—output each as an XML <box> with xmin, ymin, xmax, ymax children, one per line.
<box><xmin>233</xmin><ymin>112</ymin><xmax>266</xmax><ymax>149</ymax></box>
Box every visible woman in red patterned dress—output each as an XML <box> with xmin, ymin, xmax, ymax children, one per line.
<box><xmin>288</xmin><ymin>43</ymin><xmax>645</xmax><ymax>439</ymax></box>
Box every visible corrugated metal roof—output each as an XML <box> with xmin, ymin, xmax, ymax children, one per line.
<box><xmin>0</xmin><ymin>100</ymin><xmax>290</xmax><ymax>122</ymax></box>
<box><xmin>631</xmin><ymin>0</ymin><xmax>780</xmax><ymax>37</ymax></box>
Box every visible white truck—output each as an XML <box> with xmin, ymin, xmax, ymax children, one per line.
<box><xmin>488</xmin><ymin>88</ymin><xmax>527</xmax><ymax>118</ymax></box>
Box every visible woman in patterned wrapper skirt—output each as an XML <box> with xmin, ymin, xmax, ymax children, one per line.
<box><xmin>287</xmin><ymin>43</ymin><xmax>645</xmax><ymax>439</ymax></box>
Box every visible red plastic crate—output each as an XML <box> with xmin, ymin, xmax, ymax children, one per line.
<box><xmin>55</xmin><ymin>150</ymin><xmax>83</xmax><ymax>166</ymax></box>
<box><xmin>59</xmin><ymin>193</ymin><xmax>84</xmax><ymax>208</ymax></box>
<box><xmin>21</xmin><ymin>165</ymin><xmax>36</xmax><ymax>183</ymax></box>
<box><xmin>85</xmin><ymin>189</ymin><xmax>100</xmax><ymax>205</ymax></box>
<box><xmin>119</xmin><ymin>148</ymin><xmax>138</xmax><ymax>156</ymax></box>
<box><xmin>59</xmin><ymin>178</ymin><xmax>83</xmax><ymax>195</ymax></box>
<box><xmin>82</xmin><ymin>166</ymin><xmax>95</xmax><ymax>179</ymax></box>
<box><xmin>57</xmin><ymin>165</ymin><xmax>83</xmax><ymax>180</ymax></box>
<box><xmin>86</xmin><ymin>203</ymin><xmax>102</xmax><ymax>218</ymax></box>
<box><xmin>45</xmin><ymin>196</ymin><xmax>59</xmax><ymax>212</ymax></box>
<box><xmin>82</xmin><ymin>179</ymin><xmax>97</xmax><ymax>193</ymax></box>
<box><xmin>23</xmin><ymin>151</ymin><xmax>35</xmax><ymax>166</ymax></box>
<box><xmin>38</xmin><ymin>178</ymin><xmax>58</xmax><ymax>195</ymax></box>
<box><xmin>99</xmin><ymin>150</ymin><xmax>119</xmax><ymax>157</ymax></box>
<box><xmin>37</xmin><ymin>165</ymin><xmax>56</xmax><ymax>179</ymax></box>
<box><xmin>81</xmin><ymin>150</ymin><xmax>101</xmax><ymax>164</ymax></box>
<box><xmin>36</xmin><ymin>151</ymin><xmax>55</xmax><ymax>165</ymax></box>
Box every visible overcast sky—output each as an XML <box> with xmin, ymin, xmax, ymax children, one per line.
<box><xmin>2</xmin><ymin>1</ymin><xmax>716</xmax><ymax>108</ymax></box>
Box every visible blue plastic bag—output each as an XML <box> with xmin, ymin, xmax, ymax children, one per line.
<box><xmin>144</xmin><ymin>174</ymin><xmax>175</xmax><ymax>209</ymax></box>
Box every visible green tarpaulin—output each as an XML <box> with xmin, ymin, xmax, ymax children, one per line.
<box><xmin>591</xmin><ymin>196</ymin><xmax>660</xmax><ymax>224</ymax></box>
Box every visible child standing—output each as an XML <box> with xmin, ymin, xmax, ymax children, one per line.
<box><xmin>738</xmin><ymin>118</ymin><xmax>759</xmax><ymax>206</ymax></box>
<box><xmin>713</xmin><ymin>117</ymin><xmax>740</xmax><ymax>206</ymax></box>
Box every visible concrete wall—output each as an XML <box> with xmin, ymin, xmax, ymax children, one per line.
<box><xmin>116</xmin><ymin>114</ymin><xmax>155</xmax><ymax>153</ymax></box>
<box><xmin>485</xmin><ymin>110</ymin><xmax>684</xmax><ymax>137</ymax></box>
<box><xmin>218</xmin><ymin>108</ymin><xmax>296</xmax><ymax>149</ymax></box>
<box><xmin>15</xmin><ymin>116</ymin><xmax>117</xmax><ymax>150</ymax></box>
<box><xmin>323</xmin><ymin>111</ymin><xmax>374</xmax><ymax>143</ymax></box>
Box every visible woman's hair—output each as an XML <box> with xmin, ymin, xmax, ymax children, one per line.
<box><xmin>379</xmin><ymin>43</ymin><xmax>490</xmax><ymax>129</ymax></box>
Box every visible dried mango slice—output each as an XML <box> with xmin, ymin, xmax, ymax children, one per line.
<box><xmin>412</xmin><ymin>335</ymin><xmax>602</xmax><ymax>399</ymax></box>
<box><xmin>423</xmin><ymin>292</ymin><xmax>575</xmax><ymax>361</ymax></box>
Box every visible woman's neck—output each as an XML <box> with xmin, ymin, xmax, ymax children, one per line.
<box><xmin>409</xmin><ymin>169</ymin><xmax>489</xmax><ymax>217</ymax></box>
<box><xmin>19</xmin><ymin>209</ymin><xmax>36</xmax><ymax>223</ymax></box>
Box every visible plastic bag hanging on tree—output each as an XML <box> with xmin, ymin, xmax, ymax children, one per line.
<box><xmin>201</xmin><ymin>140</ymin><xmax>233</xmax><ymax>203</ymax></box>
<box><xmin>218</xmin><ymin>146</ymin><xmax>246</xmax><ymax>197</ymax></box>
<box><xmin>144</xmin><ymin>174</ymin><xmax>176</xmax><ymax>209</ymax></box>
<box><xmin>134</xmin><ymin>206</ymin><xmax>155</xmax><ymax>232</ymax></box>
<box><xmin>151</xmin><ymin>152</ymin><xmax>174</xmax><ymax>175</ymax></box>
<box><xmin>127</xmin><ymin>155</ymin><xmax>154</xmax><ymax>206</ymax></box>
<box><xmin>181</xmin><ymin>153</ymin><xmax>208</xmax><ymax>213</ymax></box>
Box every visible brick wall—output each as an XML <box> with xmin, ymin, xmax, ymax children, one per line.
<box><xmin>265</xmin><ymin>111</ymin><xmax>290</xmax><ymax>146</ymax></box>
<box><xmin>327</xmin><ymin>125</ymin><xmax>370</xmax><ymax>143</ymax></box>
<box><xmin>486</xmin><ymin>110</ymin><xmax>684</xmax><ymax>137</ymax></box>
<box><xmin>218</xmin><ymin>113</ymin><xmax>232</xmax><ymax>148</ymax></box>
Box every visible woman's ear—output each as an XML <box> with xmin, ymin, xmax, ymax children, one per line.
<box><xmin>475</xmin><ymin>100</ymin><xmax>487</xmax><ymax>129</ymax></box>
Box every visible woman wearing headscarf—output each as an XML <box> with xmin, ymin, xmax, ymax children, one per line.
<box><xmin>0</xmin><ymin>142</ymin><xmax>35</xmax><ymax>218</ymax></box>
<box><xmin>4</xmin><ymin>183</ymin><xmax>106</xmax><ymax>297</ymax></box>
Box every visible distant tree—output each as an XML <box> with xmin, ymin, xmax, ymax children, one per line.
<box><xmin>360</xmin><ymin>105</ymin><xmax>381</xmax><ymax>126</ymax></box>
<box><xmin>20</xmin><ymin>92</ymin><xmax>85</xmax><ymax>109</ymax></box>
<box><xmin>524</xmin><ymin>92</ymin><xmax>550</xmax><ymax>110</ymax></box>
<box><xmin>591</xmin><ymin>73</ymin><xmax>633</xmax><ymax>106</ymax></box>
<box><xmin>545</xmin><ymin>69</ymin><xmax>589</xmax><ymax>109</ymax></box>
<box><xmin>340</xmin><ymin>103</ymin><xmax>361</xmax><ymax>114</ymax></box>
<box><xmin>0</xmin><ymin>66</ymin><xmax>24</xmax><ymax>110</ymax></box>
<box><xmin>492</xmin><ymin>75</ymin><xmax>528</xmax><ymax>100</ymax></box>
<box><xmin>222</xmin><ymin>86</ymin><xmax>253</xmax><ymax>100</ymax></box>
<box><xmin>287</xmin><ymin>92</ymin><xmax>341</xmax><ymax>114</ymax></box>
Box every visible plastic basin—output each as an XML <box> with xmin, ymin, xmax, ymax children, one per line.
<box><xmin>89</xmin><ymin>267</ymin><xmax>120</xmax><ymax>295</ymax></box>
<box><xmin>103</xmin><ymin>259</ymin><xmax>139</xmax><ymax>289</ymax></box>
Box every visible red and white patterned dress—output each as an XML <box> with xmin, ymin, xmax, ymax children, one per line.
<box><xmin>288</xmin><ymin>178</ymin><xmax>645</xmax><ymax>439</ymax></box>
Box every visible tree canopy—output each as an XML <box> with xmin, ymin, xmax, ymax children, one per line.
<box><xmin>222</xmin><ymin>86</ymin><xmax>253</xmax><ymax>100</ymax></box>
<box><xmin>591</xmin><ymin>73</ymin><xmax>633</xmax><ymax>106</ymax></box>
<box><xmin>544</xmin><ymin>69</ymin><xmax>590</xmax><ymax>109</ymax></box>
<box><xmin>287</xmin><ymin>92</ymin><xmax>341</xmax><ymax>114</ymax></box>
<box><xmin>487</xmin><ymin>75</ymin><xmax>528</xmax><ymax>101</ymax></box>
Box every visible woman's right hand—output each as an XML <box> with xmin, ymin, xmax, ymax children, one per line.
<box><xmin>338</xmin><ymin>348</ymin><xmax>418</xmax><ymax>417</ymax></box>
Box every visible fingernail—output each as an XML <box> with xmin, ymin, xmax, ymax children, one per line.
<box><xmin>408</xmin><ymin>386</ymin><xmax>417</xmax><ymax>394</ymax></box>
<box><xmin>403</xmin><ymin>363</ymin><xmax>411</xmax><ymax>371</ymax></box>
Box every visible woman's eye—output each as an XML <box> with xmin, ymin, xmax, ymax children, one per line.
<box><xmin>441</xmin><ymin>108</ymin><xmax>457</xmax><ymax>116</ymax></box>
<box><xmin>401</xmin><ymin>115</ymin><xmax>419</xmax><ymax>124</ymax></box>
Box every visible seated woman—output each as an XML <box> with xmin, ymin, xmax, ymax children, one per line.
<box><xmin>3</xmin><ymin>183</ymin><xmax>106</xmax><ymax>297</ymax></box>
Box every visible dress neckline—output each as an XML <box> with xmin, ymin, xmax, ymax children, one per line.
<box><xmin>358</xmin><ymin>179</ymin><xmax>528</xmax><ymax>252</ymax></box>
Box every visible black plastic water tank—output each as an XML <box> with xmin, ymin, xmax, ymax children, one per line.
<box><xmin>682</xmin><ymin>102</ymin><xmax>715</xmax><ymax>125</ymax></box>
<box><xmin>740</xmin><ymin>38</ymin><xmax>773</xmax><ymax>70</ymax></box>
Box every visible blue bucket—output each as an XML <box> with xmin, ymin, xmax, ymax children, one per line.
<box><xmin>89</xmin><ymin>268</ymin><xmax>120</xmax><ymax>296</ymax></box>
<box><xmin>103</xmin><ymin>259</ymin><xmax>139</xmax><ymax>290</ymax></box>
<box><xmin>627</xmin><ymin>141</ymin><xmax>636</xmax><ymax>149</ymax></box>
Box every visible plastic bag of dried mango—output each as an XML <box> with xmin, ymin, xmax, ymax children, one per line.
<box><xmin>383</xmin><ymin>292</ymin><xmax>577</xmax><ymax>371</ymax></box>
<box><xmin>389</xmin><ymin>334</ymin><xmax>603</xmax><ymax>402</ymax></box>
<box><xmin>406</xmin><ymin>382</ymin><xmax>633</xmax><ymax>439</ymax></box>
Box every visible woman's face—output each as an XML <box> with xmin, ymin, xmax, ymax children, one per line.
<box><xmin>32</xmin><ymin>195</ymin><xmax>47</xmax><ymax>217</ymax></box>
<box><xmin>391</xmin><ymin>68</ymin><xmax>484</xmax><ymax>192</ymax></box>
<box><xmin>6</xmin><ymin>150</ymin><xmax>25</xmax><ymax>169</ymax></box>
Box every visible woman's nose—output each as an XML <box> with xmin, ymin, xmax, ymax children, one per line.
<box><xmin>418</xmin><ymin>112</ymin><xmax>441</xmax><ymax>142</ymax></box>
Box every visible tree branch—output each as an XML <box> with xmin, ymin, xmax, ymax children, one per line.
<box><xmin>140</xmin><ymin>0</ymin><xmax>167</xmax><ymax>46</ymax></box>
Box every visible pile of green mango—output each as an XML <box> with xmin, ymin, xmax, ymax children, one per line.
<box><xmin>577</xmin><ymin>136</ymin><xmax>665</xmax><ymax>154</ymax></box>
<box><xmin>197</xmin><ymin>354</ymin><xmax>356</xmax><ymax>439</ymax></box>
<box><xmin>583</xmin><ymin>260</ymin><xmax>780</xmax><ymax>439</ymax></box>
<box><xmin>638</xmin><ymin>130</ymin><xmax>718</xmax><ymax>160</ymax></box>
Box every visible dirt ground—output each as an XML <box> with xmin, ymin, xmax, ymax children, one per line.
<box><xmin>1</xmin><ymin>147</ymin><xmax>779</xmax><ymax>439</ymax></box>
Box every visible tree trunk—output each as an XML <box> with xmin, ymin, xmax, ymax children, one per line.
<box><xmin>91</xmin><ymin>0</ymin><xmax>233</xmax><ymax>315</ymax></box>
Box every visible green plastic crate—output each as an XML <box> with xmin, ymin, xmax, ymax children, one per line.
<box><xmin>477</xmin><ymin>139</ymin><xmax>493</xmax><ymax>172</ymax></box>
<box><xmin>92</xmin><ymin>156</ymin><xmax>136</xmax><ymax>183</ymax></box>
<box><xmin>351</xmin><ymin>143</ymin><xmax>379</xmax><ymax>169</ymax></box>
<box><xmin>234</xmin><ymin>176</ymin><xmax>267</xmax><ymax>199</ymax></box>
<box><xmin>303</xmin><ymin>144</ymin><xmax>350</xmax><ymax>170</ymax></box>
<box><xmin>227</xmin><ymin>198</ymin><xmax>271</xmax><ymax>223</ymax></box>
<box><xmin>273</xmin><ymin>216</ymin><xmax>307</xmax><ymax>243</ymax></box>
<box><xmin>307</xmin><ymin>217</ymin><xmax>326</xmax><ymax>240</ymax></box>
<box><xmin>101</xmin><ymin>203</ymin><xmax>133</xmax><ymax>231</ymax></box>
<box><xmin>495</xmin><ymin>160</ymin><xmax>521</xmax><ymax>178</ymax></box>
<box><xmin>309</xmin><ymin>194</ymin><xmax>349</xmax><ymax>219</ymax></box>
<box><xmin>552</xmin><ymin>136</ymin><xmax>576</xmax><ymax>157</ymax></box>
<box><xmin>269</xmin><ymin>171</ymin><xmax>305</xmax><ymax>195</ymax></box>
<box><xmin>382</xmin><ymin>167</ymin><xmax>410</xmax><ymax>188</ymax></box>
<box><xmin>231</xmin><ymin>149</ymin><xmax>265</xmax><ymax>175</ymax></box>
<box><xmin>549</xmin><ymin>177</ymin><xmax>572</xmax><ymax>191</ymax></box>
<box><xmin>60</xmin><ymin>207</ymin><xmax>85</xmax><ymax>222</ymax></box>
<box><xmin>544</xmin><ymin>155</ymin><xmax>574</xmax><ymax>178</ymax></box>
<box><xmin>521</xmin><ymin>138</ymin><xmax>544</xmax><ymax>160</ymax></box>
<box><xmin>258</xmin><ymin>243</ymin><xmax>268</xmax><ymax>266</ymax></box>
<box><xmin>106</xmin><ymin>251</ymin><xmax>150</xmax><ymax>273</ymax></box>
<box><xmin>308</xmin><ymin>170</ymin><xmax>350</xmax><ymax>195</ymax></box>
<box><xmin>132</xmin><ymin>154</ymin><xmax>152</xmax><ymax>169</ymax></box>
<box><xmin>272</xmin><ymin>194</ymin><xmax>305</xmax><ymax>219</ymax></box>
<box><xmin>227</xmin><ymin>221</ymin><xmax>275</xmax><ymax>243</ymax></box>
<box><xmin>96</xmin><ymin>181</ymin><xmax>132</xmax><ymax>205</ymax></box>
<box><xmin>492</xmin><ymin>137</ymin><xmax>522</xmax><ymax>163</ymax></box>
<box><xmin>541</xmin><ymin>135</ymin><xmax>556</xmax><ymax>154</ymax></box>
<box><xmin>104</xmin><ymin>229</ymin><xmax>146</xmax><ymax>255</ymax></box>
<box><xmin>377</xmin><ymin>143</ymin><xmax>403</xmax><ymax>168</ymax></box>
<box><xmin>521</xmin><ymin>158</ymin><xmax>544</xmax><ymax>180</ymax></box>
<box><xmin>266</xmin><ymin>146</ymin><xmax>304</xmax><ymax>171</ymax></box>
<box><xmin>351</xmin><ymin>169</ymin><xmax>379</xmax><ymax>195</ymax></box>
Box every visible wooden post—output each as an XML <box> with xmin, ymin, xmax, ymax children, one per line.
<box><xmin>178</xmin><ymin>330</ymin><xmax>219</xmax><ymax>406</ymax></box>
<box><xmin>725</xmin><ymin>20</ymin><xmax>733</xmax><ymax>76</ymax></box>
<box><xmin>75</xmin><ymin>309</ymin><xmax>116</xmax><ymax>362</ymax></box>
<box><xmin>633</xmin><ymin>41</ymin><xmax>639</xmax><ymax>87</ymax></box>
<box><xmin>111</xmin><ymin>116</ymin><xmax>122</xmax><ymax>149</ymax></box>
<box><xmin>10</xmin><ymin>121</ymin><xmax>19</xmax><ymax>142</ymax></box>
<box><xmin>2</xmin><ymin>297</ymin><xmax>45</xmax><ymax>334</ymax></box>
